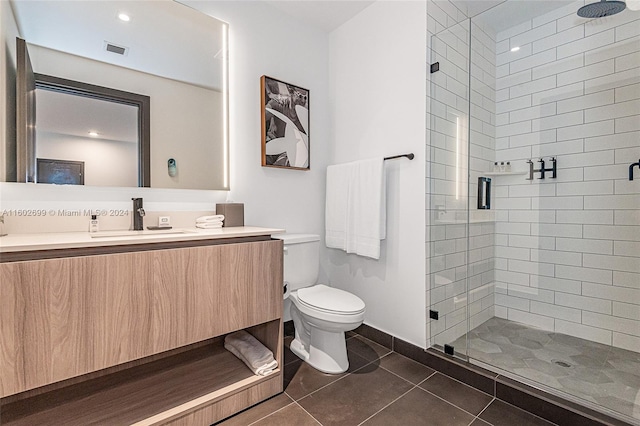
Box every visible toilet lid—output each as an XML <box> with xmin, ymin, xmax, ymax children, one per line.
<box><xmin>297</xmin><ymin>284</ymin><xmax>365</xmax><ymax>314</ymax></box>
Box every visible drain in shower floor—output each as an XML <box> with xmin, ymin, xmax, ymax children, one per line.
<box><xmin>551</xmin><ymin>359</ymin><xmax>572</xmax><ymax>368</ymax></box>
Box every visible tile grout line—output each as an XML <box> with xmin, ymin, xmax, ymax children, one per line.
<box><xmin>468</xmin><ymin>396</ymin><xmax>497</xmax><ymax>426</ymax></box>
<box><xmin>244</xmin><ymin>399</ymin><xmax>297</xmax><ymax>426</ymax></box>
<box><xmin>426</xmin><ymin>353</ymin><xmax>500</xmax><ymax>397</ymax></box>
<box><xmin>355</xmin><ymin>385</ymin><xmax>419</xmax><ymax>426</ymax></box>
<box><xmin>497</xmin><ymin>398</ymin><xmax>561</xmax><ymax>425</ymax></box>
<box><xmin>375</xmin><ymin>352</ymin><xmax>438</xmax><ymax>386</ymax></box>
<box><xmin>418</xmin><ymin>384</ymin><xmax>494</xmax><ymax>420</ymax></box>
<box><xmin>293</xmin><ymin>400</ymin><xmax>323</xmax><ymax>425</ymax></box>
<box><xmin>426</xmin><ymin>369</ymin><xmax>496</xmax><ymax>400</ymax></box>
<box><xmin>291</xmin><ymin>355</ymin><xmax>379</xmax><ymax>402</ymax></box>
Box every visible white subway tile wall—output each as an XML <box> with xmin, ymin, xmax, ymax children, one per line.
<box><xmin>493</xmin><ymin>5</ymin><xmax>640</xmax><ymax>351</ymax></box>
<box><xmin>428</xmin><ymin>1</ymin><xmax>639</xmax><ymax>354</ymax></box>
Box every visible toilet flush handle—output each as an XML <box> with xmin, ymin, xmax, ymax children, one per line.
<box><xmin>283</xmin><ymin>247</ymin><xmax>288</xmax><ymax>254</ymax></box>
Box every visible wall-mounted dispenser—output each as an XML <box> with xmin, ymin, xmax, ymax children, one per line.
<box><xmin>168</xmin><ymin>158</ymin><xmax>177</xmax><ymax>177</ymax></box>
<box><xmin>477</xmin><ymin>177</ymin><xmax>491</xmax><ymax>210</ymax></box>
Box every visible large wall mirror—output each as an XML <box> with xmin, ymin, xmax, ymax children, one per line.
<box><xmin>4</xmin><ymin>0</ymin><xmax>229</xmax><ymax>190</ymax></box>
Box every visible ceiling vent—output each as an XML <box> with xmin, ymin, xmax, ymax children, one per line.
<box><xmin>104</xmin><ymin>41</ymin><xmax>129</xmax><ymax>56</ymax></box>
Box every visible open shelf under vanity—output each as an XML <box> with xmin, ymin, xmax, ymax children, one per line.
<box><xmin>1</xmin><ymin>321</ymin><xmax>282</xmax><ymax>426</ymax></box>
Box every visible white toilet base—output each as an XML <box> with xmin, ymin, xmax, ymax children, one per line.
<box><xmin>289</xmin><ymin>293</ymin><xmax>363</xmax><ymax>374</ymax></box>
<box><xmin>290</xmin><ymin>329</ymin><xmax>349</xmax><ymax>374</ymax></box>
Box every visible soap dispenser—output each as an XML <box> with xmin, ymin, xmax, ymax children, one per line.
<box><xmin>89</xmin><ymin>215</ymin><xmax>99</xmax><ymax>233</ymax></box>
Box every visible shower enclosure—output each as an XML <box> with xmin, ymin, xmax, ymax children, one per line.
<box><xmin>428</xmin><ymin>0</ymin><xmax>640</xmax><ymax>422</ymax></box>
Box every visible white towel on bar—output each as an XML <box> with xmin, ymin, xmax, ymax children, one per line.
<box><xmin>224</xmin><ymin>330</ymin><xmax>278</xmax><ymax>376</ymax></box>
<box><xmin>196</xmin><ymin>215</ymin><xmax>225</xmax><ymax>223</ymax></box>
<box><xmin>325</xmin><ymin>157</ymin><xmax>386</xmax><ymax>259</ymax></box>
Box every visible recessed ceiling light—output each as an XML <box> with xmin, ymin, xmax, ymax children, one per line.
<box><xmin>510</xmin><ymin>46</ymin><xmax>520</xmax><ymax>52</ymax></box>
<box><xmin>88</xmin><ymin>131</ymin><xmax>99</xmax><ymax>137</ymax></box>
<box><xmin>118</xmin><ymin>13</ymin><xmax>130</xmax><ymax>22</ymax></box>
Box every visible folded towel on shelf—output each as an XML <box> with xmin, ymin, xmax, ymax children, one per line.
<box><xmin>196</xmin><ymin>222</ymin><xmax>223</xmax><ymax>229</ymax></box>
<box><xmin>224</xmin><ymin>330</ymin><xmax>278</xmax><ymax>376</ymax></box>
<box><xmin>196</xmin><ymin>215</ymin><xmax>225</xmax><ymax>223</ymax></box>
<box><xmin>325</xmin><ymin>157</ymin><xmax>386</xmax><ymax>259</ymax></box>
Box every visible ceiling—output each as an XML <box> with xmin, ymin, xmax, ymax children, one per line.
<box><xmin>11</xmin><ymin>0</ymin><xmax>226</xmax><ymax>90</ymax></box>
<box><xmin>451</xmin><ymin>0</ymin><xmax>506</xmax><ymax>18</ymax></box>
<box><xmin>469</xmin><ymin>0</ymin><xmax>579</xmax><ymax>34</ymax></box>
<box><xmin>36</xmin><ymin>89</ymin><xmax>138</xmax><ymax>144</ymax></box>
<box><xmin>264</xmin><ymin>0</ymin><xmax>375</xmax><ymax>32</ymax></box>
<box><xmin>265</xmin><ymin>0</ymin><xmax>585</xmax><ymax>36</ymax></box>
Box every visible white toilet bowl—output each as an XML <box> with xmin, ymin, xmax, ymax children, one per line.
<box><xmin>288</xmin><ymin>284</ymin><xmax>365</xmax><ymax>374</ymax></box>
<box><xmin>272</xmin><ymin>233</ymin><xmax>366</xmax><ymax>374</ymax></box>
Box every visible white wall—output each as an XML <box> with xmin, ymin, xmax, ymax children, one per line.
<box><xmin>326</xmin><ymin>1</ymin><xmax>427</xmax><ymax>348</ymax></box>
<box><xmin>182</xmin><ymin>1</ymin><xmax>330</xmax><ymax>234</ymax></box>
<box><xmin>1</xmin><ymin>1</ymin><xmax>330</xmax><ymax>239</ymax></box>
<box><xmin>36</xmin><ymin>132</ymin><xmax>138</xmax><ymax>187</ymax></box>
<box><xmin>493</xmin><ymin>3</ymin><xmax>640</xmax><ymax>351</ymax></box>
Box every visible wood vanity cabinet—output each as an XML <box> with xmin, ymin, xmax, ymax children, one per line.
<box><xmin>0</xmin><ymin>237</ymin><xmax>284</xmax><ymax>425</ymax></box>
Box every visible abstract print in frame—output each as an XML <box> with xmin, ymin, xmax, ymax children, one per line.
<box><xmin>261</xmin><ymin>76</ymin><xmax>310</xmax><ymax>170</ymax></box>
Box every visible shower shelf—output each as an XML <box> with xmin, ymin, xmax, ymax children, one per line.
<box><xmin>484</xmin><ymin>171</ymin><xmax>528</xmax><ymax>176</ymax></box>
<box><xmin>436</xmin><ymin>219</ymin><xmax>494</xmax><ymax>224</ymax></box>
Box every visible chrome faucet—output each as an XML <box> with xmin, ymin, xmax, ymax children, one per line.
<box><xmin>132</xmin><ymin>198</ymin><xmax>145</xmax><ymax>231</ymax></box>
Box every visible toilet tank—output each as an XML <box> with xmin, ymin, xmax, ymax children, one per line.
<box><xmin>272</xmin><ymin>234</ymin><xmax>320</xmax><ymax>291</ymax></box>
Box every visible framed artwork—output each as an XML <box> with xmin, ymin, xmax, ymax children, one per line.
<box><xmin>261</xmin><ymin>75</ymin><xmax>310</xmax><ymax>170</ymax></box>
<box><xmin>37</xmin><ymin>158</ymin><xmax>84</xmax><ymax>185</ymax></box>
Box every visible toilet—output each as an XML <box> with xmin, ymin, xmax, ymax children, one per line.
<box><xmin>273</xmin><ymin>234</ymin><xmax>365</xmax><ymax>374</ymax></box>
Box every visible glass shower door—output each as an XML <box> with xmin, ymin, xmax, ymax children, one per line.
<box><xmin>428</xmin><ymin>19</ymin><xmax>471</xmax><ymax>358</ymax></box>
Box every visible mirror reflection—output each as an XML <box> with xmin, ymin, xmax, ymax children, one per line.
<box><xmin>4</xmin><ymin>0</ymin><xmax>229</xmax><ymax>190</ymax></box>
<box><xmin>37</xmin><ymin>88</ymin><xmax>140</xmax><ymax>187</ymax></box>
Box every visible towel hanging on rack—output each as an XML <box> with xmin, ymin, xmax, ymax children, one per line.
<box><xmin>325</xmin><ymin>158</ymin><xmax>386</xmax><ymax>259</ymax></box>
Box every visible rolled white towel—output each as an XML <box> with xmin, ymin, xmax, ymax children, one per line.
<box><xmin>196</xmin><ymin>222</ymin><xmax>222</xmax><ymax>229</ymax></box>
<box><xmin>225</xmin><ymin>343</ymin><xmax>278</xmax><ymax>376</ymax></box>
<box><xmin>196</xmin><ymin>215</ymin><xmax>225</xmax><ymax>223</ymax></box>
<box><xmin>224</xmin><ymin>330</ymin><xmax>278</xmax><ymax>376</ymax></box>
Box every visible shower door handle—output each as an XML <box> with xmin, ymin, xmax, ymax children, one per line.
<box><xmin>477</xmin><ymin>177</ymin><xmax>491</xmax><ymax>210</ymax></box>
<box><xmin>630</xmin><ymin>160</ymin><xmax>640</xmax><ymax>181</ymax></box>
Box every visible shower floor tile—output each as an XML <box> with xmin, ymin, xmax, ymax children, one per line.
<box><xmin>452</xmin><ymin>317</ymin><xmax>640</xmax><ymax>421</ymax></box>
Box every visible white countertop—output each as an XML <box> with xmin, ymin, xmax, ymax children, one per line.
<box><xmin>0</xmin><ymin>226</ymin><xmax>285</xmax><ymax>253</ymax></box>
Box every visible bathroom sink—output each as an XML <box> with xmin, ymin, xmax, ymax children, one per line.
<box><xmin>89</xmin><ymin>229</ymin><xmax>196</xmax><ymax>238</ymax></box>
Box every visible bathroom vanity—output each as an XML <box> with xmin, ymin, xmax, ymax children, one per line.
<box><xmin>0</xmin><ymin>227</ymin><xmax>284</xmax><ymax>425</ymax></box>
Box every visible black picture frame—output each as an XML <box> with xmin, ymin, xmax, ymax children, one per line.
<box><xmin>260</xmin><ymin>75</ymin><xmax>310</xmax><ymax>170</ymax></box>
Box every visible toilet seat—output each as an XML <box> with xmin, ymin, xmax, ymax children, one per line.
<box><xmin>297</xmin><ymin>284</ymin><xmax>365</xmax><ymax>315</ymax></box>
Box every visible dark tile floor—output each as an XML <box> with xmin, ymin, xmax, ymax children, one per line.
<box><xmin>217</xmin><ymin>334</ymin><xmax>556</xmax><ymax>426</ymax></box>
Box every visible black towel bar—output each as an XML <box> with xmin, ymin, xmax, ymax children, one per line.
<box><xmin>384</xmin><ymin>153</ymin><xmax>414</xmax><ymax>161</ymax></box>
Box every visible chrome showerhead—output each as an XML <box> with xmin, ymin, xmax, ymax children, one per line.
<box><xmin>577</xmin><ymin>0</ymin><xmax>626</xmax><ymax>18</ymax></box>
